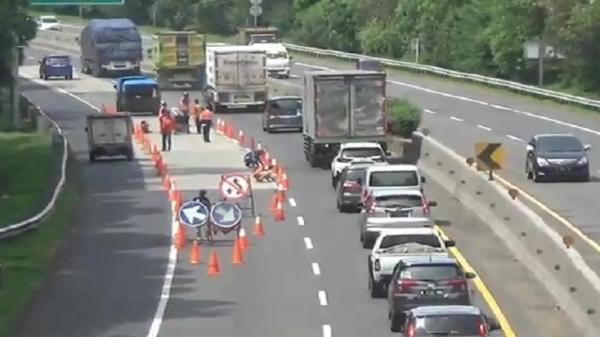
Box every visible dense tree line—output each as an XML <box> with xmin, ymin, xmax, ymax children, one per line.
<box><xmin>0</xmin><ymin>0</ymin><xmax>36</xmax><ymax>85</ymax></box>
<box><xmin>36</xmin><ymin>0</ymin><xmax>600</xmax><ymax>94</ymax></box>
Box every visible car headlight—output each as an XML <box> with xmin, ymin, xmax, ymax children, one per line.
<box><xmin>536</xmin><ymin>158</ymin><xmax>549</xmax><ymax>167</ymax></box>
<box><xmin>577</xmin><ymin>157</ymin><xmax>588</xmax><ymax>165</ymax></box>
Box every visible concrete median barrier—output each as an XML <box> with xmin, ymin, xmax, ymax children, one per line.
<box><xmin>416</xmin><ymin>131</ymin><xmax>600</xmax><ymax>336</ymax></box>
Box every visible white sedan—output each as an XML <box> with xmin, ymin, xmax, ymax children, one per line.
<box><xmin>37</xmin><ymin>16</ymin><xmax>62</xmax><ymax>31</ymax></box>
<box><xmin>331</xmin><ymin>142</ymin><xmax>387</xmax><ymax>186</ymax></box>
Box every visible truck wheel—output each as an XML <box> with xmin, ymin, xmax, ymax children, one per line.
<box><xmin>390</xmin><ymin>312</ymin><xmax>404</xmax><ymax>332</ymax></box>
<box><xmin>309</xmin><ymin>153</ymin><xmax>319</xmax><ymax>168</ymax></box>
<box><xmin>368</xmin><ymin>274</ymin><xmax>385</xmax><ymax>298</ymax></box>
<box><xmin>89</xmin><ymin>153</ymin><xmax>96</xmax><ymax>163</ymax></box>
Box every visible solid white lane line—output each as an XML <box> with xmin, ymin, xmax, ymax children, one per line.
<box><xmin>322</xmin><ymin>324</ymin><xmax>332</xmax><ymax>337</ymax></box>
<box><xmin>297</xmin><ymin>216</ymin><xmax>305</xmax><ymax>226</ymax></box>
<box><xmin>506</xmin><ymin>134</ymin><xmax>524</xmax><ymax>142</ymax></box>
<box><xmin>55</xmin><ymin>88</ymin><xmax>100</xmax><ymax>112</ymax></box>
<box><xmin>311</xmin><ymin>262</ymin><xmax>321</xmax><ymax>275</ymax></box>
<box><xmin>318</xmin><ymin>290</ymin><xmax>328</xmax><ymax>306</ymax></box>
<box><xmin>304</xmin><ymin>237</ymin><xmax>314</xmax><ymax>250</ymax></box>
<box><xmin>147</xmin><ymin>247</ymin><xmax>177</xmax><ymax>337</ymax></box>
<box><xmin>425</xmin><ymin>108</ymin><xmax>437</xmax><ymax>114</ymax></box>
<box><xmin>450</xmin><ymin>116</ymin><xmax>464</xmax><ymax>122</ymax></box>
<box><xmin>289</xmin><ymin>198</ymin><xmax>297</xmax><ymax>207</ymax></box>
<box><xmin>477</xmin><ymin>124</ymin><xmax>492</xmax><ymax>131</ymax></box>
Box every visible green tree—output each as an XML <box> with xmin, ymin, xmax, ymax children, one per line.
<box><xmin>0</xmin><ymin>0</ymin><xmax>36</xmax><ymax>84</ymax></box>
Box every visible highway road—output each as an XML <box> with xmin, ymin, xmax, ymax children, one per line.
<box><xmin>15</xmin><ymin>44</ymin><xmax>582</xmax><ymax>337</ymax></box>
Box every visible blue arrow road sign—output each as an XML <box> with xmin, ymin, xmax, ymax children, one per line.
<box><xmin>210</xmin><ymin>202</ymin><xmax>242</xmax><ymax>229</ymax></box>
<box><xmin>178</xmin><ymin>201</ymin><xmax>209</xmax><ymax>228</ymax></box>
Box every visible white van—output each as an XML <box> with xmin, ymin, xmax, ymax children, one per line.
<box><xmin>361</xmin><ymin>164</ymin><xmax>425</xmax><ymax>205</ymax></box>
<box><xmin>250</xmin><ymin>43</ymin><xmax>290</xmax><ymax>78</ymax></box>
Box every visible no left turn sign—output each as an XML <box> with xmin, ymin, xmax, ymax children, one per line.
<box><xmin>220</xmin><ymin>174</ymin><xmax>251</xmax><ymax>200</ymax></box>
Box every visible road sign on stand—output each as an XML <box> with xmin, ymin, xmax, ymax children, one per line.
<box><xmin>210</xmin><ymin>202</ymin><xmax>243</xmax><ymax>234</ymax></box>
<box><xmin>249</xmin><ymin>0</ymin><xmax>263</xmax><ymax>27</ymax></box>
<box><xmin>220</xmin><ymin>173</ymin><xmax>256</xmax><ymax>218</ymax></box>
<box><xmin>475</xmin><ymin>142</ymin><xmax>505</xmax><ymax>180</ymax></box>
<box><xmin>178</xmin><ymin>201</ymin><xmax>209</xmax><ymax>228</ymax></box>
<box><xmin>220</xmin><ymin>174</ymin><xmax>251</xmax><ymax>200</ymax></box>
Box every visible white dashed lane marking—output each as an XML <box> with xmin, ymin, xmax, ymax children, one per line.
<box><xmin>477</xmin><ymin>124</ymin><xmax>492</xmax><ymax>131</ymax></box>
<box><xmin>304</xmin><ymin>237</ymin><xmax>314</xmax><ymax>250</ymax></box>
<box><xmin>318</xmin><ymin>290</ymin><xmax>328</xmax><ymax>306</ymax></box>
<box><xmin>425</xmin><ymin>108</ymin><xmax>437</xmax><ymax>114</ymax></box>
<box><xmin>506</xmin><ymin>134</ymin><xmax>524</xmax><ymax>142</ymax></box>
<box><xmin>289</xmin><ymin>198</ymin><xmax>297</xmax><ymax>207</ymax></box>
<box><xmin>450</xmin><ymin>116</ymin><xmax>464</xmax><ymax>122</ymax></box>
<box><xmin>322</xmin><ymin>324</ymin><xmax>332</xmax><ymax>337</ymax></box>
<box><xmin>297</xmin><ymin>216</ymin><xmax>305</xmax><ymax>226</ymax></box>
<box><xmin>311</xmin><ymin>262</ymin><xmax>321</xmax><ymax>275</ymax></box>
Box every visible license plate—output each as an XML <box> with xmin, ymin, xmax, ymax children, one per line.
<box><xmin>422</xmin><ymin>290</ymin><xmax>443</xmax><ymax>296</ymax></box>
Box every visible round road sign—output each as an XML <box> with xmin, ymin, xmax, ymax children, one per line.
<box><xmin>220</xmin><ymin>174</ymin><xmax>251</xmax><ymax>200</ymax></box>
<box><xmin>210</xmin><ymin>202</ymin><xmax>243</xmax><ymax>230</ymax></box>
<box><xmin>249</xmin><ymin>5</ymin><xmax>263</xmax><ymax>16</ymax></box>
<box><xmin>249</xmin><ymin>0</ymin><xmax>262</xmax><ymax>5</ymax></box>
<box><xmin>178</xmin><ymin>201</ymin><xmax>210</xmax><ymax>228</ymax></box>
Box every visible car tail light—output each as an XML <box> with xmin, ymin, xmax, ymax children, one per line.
<box><xmin>479</xmin><ymin>321</ymin><xmax>487</xmax><ymax>337</ymax></box>
<box><xmin>374</xmin><ymin>259</ymin><xmax>381</xmax><ymax>271</ymax></box>
<box><xmin>406</xmin><ymin>322</ymin><xmax>415</xmax><ymax>337</ymax></box>
<box><xmin>441</xmin><ymin>278</ymin><xmax>467</xmax><ymax>291</ymax></box>
<box><xmin>342</xmin><ymin>181</ymin><xmax>361</xmax><ymax>193</ymax></box>
<box><xmin>396</xmin><ymin>279</ymin><xmax>417</xmax><ymax>292</ymax></box>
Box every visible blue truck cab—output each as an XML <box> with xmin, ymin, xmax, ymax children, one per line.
<box><xmin>114</xmin><ymin>76</ymin><xmax>161</xmax><ymax>115</ymax></box>
<box><xmin>39</xmin><ymin>54</ymin><xmax>73</xmax><ymax>80</ymax></box>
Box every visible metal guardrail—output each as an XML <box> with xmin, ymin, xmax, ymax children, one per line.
<box><xmin>0</xmin><ymin>97</ymin><xmax>69</xmax><ymax>240</ymax></box>
<box><xmin>282</xmin><ymin>43</ymin><xmax>600</xmax><ymax>110</ymax></box>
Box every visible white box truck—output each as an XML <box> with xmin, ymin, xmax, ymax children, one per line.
<box><xmin>203</xmin><ymin>45</ymin><xmax>268</xmax><ymax>113</ymax></box>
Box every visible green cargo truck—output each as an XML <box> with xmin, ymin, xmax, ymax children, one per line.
<box><xmin>147</xmin><ymin>31</ymin><xmax>206</xmax><ymax>90</ymax></box>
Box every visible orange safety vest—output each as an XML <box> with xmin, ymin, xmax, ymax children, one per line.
<box><xmin>200</xmin><ymin>109</ymin><xmax>214</xmax><ymax>121</ymax></box>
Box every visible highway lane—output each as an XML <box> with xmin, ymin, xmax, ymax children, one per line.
<box><xmin>24</xmin><ymin>44</ymin><xmax>580</xmax><ymax>336</ymax></box>
<box><xmin>14</xmin><ymin>77</ymin><xmax>172</xmax><ymax>336</ymax></box>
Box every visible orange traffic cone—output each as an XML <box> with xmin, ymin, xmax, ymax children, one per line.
<box><xmin>163</xmin><ymin>174</ymin><xmax>171</xmax><ymax>190</ymax></box>
<box><xmin>238</xmin><ymin>130</ymin><xmax>245</xmax><ymax>145</ymax></box>
<box><xmin>207</xmin><ymin>249</ymin><xmax>221</xmax><ymax>276</ymax></box>
<box><xmin>175</xmin><ymin>222</ymin><xmax>186</xmax><ymax>249</ymax></box>
<box><xmin>252</xmin><ymin>215</ymin><xmax>266</xmax><ymax>236</ymax></box>
<box><xmin>270</xmin><ymin>192</ymin><xmax>280</xmax><ymax>212</ymax></box>
<box><xmin>231</xmin><ymin>238</ymin><xmax>245</xmax><ymax>265</ymax></box>
<box><xmin>169</xmin><ymin>182</ymin><xmax>177</xmax><ymax>201</ymax></box>
<box><xmin>257</xmin><ymin>142</ymin><xmax>263</xmax><ymax>150</ymax></box>
<box><xmin>274</xmin><ymin>200</ymin><xmax>285</xmax><ymax>221</ymax></box>
<box><xmin>190</xmin><ymin>240</ymin><xmax>202</xmax><ymax>264</ymax></box>
<box><xmin>281</xmin><ymin>172</ymin><xmax>290</xmax><ymax>190</ymax></box>
<box><xmin>239</xmin><ymin>228</ymin><xmax>250</xmax><ymax>250</ymax></box>
<box><xmin>276</xmin><ymin>183</ymin><xmax>286</xmax><ymax>201</ymax></box>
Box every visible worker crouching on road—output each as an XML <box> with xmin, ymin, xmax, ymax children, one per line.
<box><xmin>159</xmin><ymin>101</ymin><xmax>175</xmax><ymax>151</ymax></box>
<box><xmin>200</xmin><ymin>106</ymin><xmax>214</xmax><ymax>143</ymax></box>
<box><xmin>192</xmin><ymin>99</ymin><xmax>203</xmax><ymax>134</ymax></box>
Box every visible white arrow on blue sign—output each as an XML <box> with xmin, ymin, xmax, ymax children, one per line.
<box><xmin>178</xmin><ymin>201</ymin><xmax>209</xmax><ymax>228</ymax></box>
<box><xmin>210</xmin><ymin>202</ymin><xmax>242</xmax><ymax>229</ymax></box>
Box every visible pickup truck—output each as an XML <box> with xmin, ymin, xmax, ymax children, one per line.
<box><xmin>367</xmin><ymin>227</ymin><xmax>455</xmax><ymax>298</ymax></box>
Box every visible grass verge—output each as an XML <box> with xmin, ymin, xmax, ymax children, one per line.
<box><xmin>0</xmin><ymin>159</ymin><xmax>79</xmax><ymax>337</ymax></box>
<box><xmin>0</xmin><ymin>132</ymin><xmax>54</xmax><ymax>227</ymax></box>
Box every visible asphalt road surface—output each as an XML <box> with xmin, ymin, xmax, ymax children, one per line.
<box><xmin>16</xmin><ymin>45</ymin><xmax>581</xmax><ymax>337</ymax></box>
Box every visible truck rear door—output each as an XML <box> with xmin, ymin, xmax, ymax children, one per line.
<box><xmin>314</xmin><ymin>77</ymin><xmax>350</xmax><ymax>137</ymax></box>
<box><xmin>352</xmin><ymin>75</ymin><xmax>386</xmax><ymax>136</ymax></box>
<box><xmin>239</xmin><ymin>51</ymin><xmax>265</xmax><ymax>87</ymax></box>
<box><xmin>215</xmin><ymin>52</ymin><xmax>239</xmax><ymax>86</ymax></box>
<box><xmin>90</xmin><ymin>117</ymin><xmax>129</xmax><ymax>144</ymax></box>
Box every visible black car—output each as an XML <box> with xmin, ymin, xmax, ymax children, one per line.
<box><xmin>387</xmin><ymin>256</ymin><xmax>476</xmax><ymax>332</ymax></box>
<box><xmin>402</xmin><ymin>305</ymin><xmax>501</xmax><ymax>336</ymax></box>
<box><xmin>525</xmin><ymin>134</ymin><xmax>591</xmax><ymax>182</ymax></box>
<box><xmin>261</xmin><ymin>96</ymin><xmax>303</xmax><ymax>133</ymax></box>
<box><xmin>335</xmin><ymin>162</ymin><xmax>375</xmax><ymax>212</ymax></box>
<box><xmin>356</xmin><ymin>58</ymin><xmax>385</xmax><ymax>72</ymax></box>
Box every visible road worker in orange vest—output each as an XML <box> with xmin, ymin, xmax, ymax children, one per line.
<box><xmin>199</xmin><ymin>107</ymin><xmax>214</xmax><ymax>143</ymax></box>
<box><xmin>191</xmin><ymin>99</ymin><xmax>203</xmax><ymax>134</ymax></box>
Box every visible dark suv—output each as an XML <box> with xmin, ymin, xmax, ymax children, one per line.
<box><xmin>402</xmin><ymin>305</ymin><xmax>501</xmax><ymax>336</ymax></box>
<box><xmin>526</xmin><ymin>134</ymin><xmax>591</xmax><ymax>182</ymax></box>
<box><xmin>387</xmin><ymin>256</ymin><xmax>476</xmax><ymax>332</ymax></box>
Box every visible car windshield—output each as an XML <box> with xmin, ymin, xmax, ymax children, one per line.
<box><xmin>380</xmin><ymin>234</ymin><xmax>441</xmax><ymax>249</ymax></box>
<box><xmin>250</xmin><ymin>35</ymin><xmax>277</xmax><ymax>43</ymax></box>
<box><xmin>537</xmin><ymin>136</ymin><xmax>583</xmax><ymax>152</ymax></box>
<box><xmin>415</xmin><ymin>314</ymin><xmax>481</xmax><ymax>336</ymax></box>
<box><xmin>267</xmin><ymin>52</ymin><xmax>287</xmax><ymax>59</ymax></box>
<box><xmin>41</xmin><ymin>17</ymin><xmax>58</xmax><ymax>23</ymax></box>
<box><xmin>125</xmin><ymin>85</ymin><xmax>157</xmax><ymax>98</ymax></box>
<box><xmin>97</xmin><ymin>27</ymin><xmax>141</xmax><ymax>43</ymax></box>
<box><xmin>47</xmin><ymin>56</ymin><xmax>70</xmax><ymax>66</ymax></box>
<box><xmin>400</xmin><ymin>265</ymin><xmax>460</xmax><ymax>280</ymax></box>
<box><xmin>341</xmin><ymin>148</ymin><xmax>382</xmax><ymax>158</ymax></box>
<box><xmin>369</xmin><ymin>171</ymin><xmax>419</xmax><ymax>187</ymax></box>
<box><xmin>269</xmin><ymin>99</ymin><xmax>302</xmax><ymax>116</ymax></box>
<box><xmin>375</xmin><ymin>195</ymin><xmax>422</xmax><ymax>208</ymax></box>
<box><xmin>344</xmin><ymin>168</ymin><xmax>366</xmax><ymax>182</ymax></box>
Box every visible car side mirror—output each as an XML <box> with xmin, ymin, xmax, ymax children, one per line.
<box><xmin>444</xmin><ymin>239</ymin><xmax>455</xmax><ymax>247</ymax></box>
<box><xmin>486</xmin><ymin>315</ymin><xmax>501</xmax><ymax>331</ymax></box>
<box><xmin>584</xmin><ymin>144</ymin><xmax>591</xmax><ymax>151</ymax></box>
<box><xmin>427</xmin><ymin>201</ymin><xmax>438</xmax><ymax>207</ymax></box>
<box><xmin>526</xmin><ymin>144</ymin><xmax>534</xmax><ymax>151</ymax></box>
<box><xmin>420</xmin><ymin>176</ymin><xmax>426</xmax><ymax>183</ymax></box>
<box><xmin>465</xmin><ymin>271</ymin><xmax>476</xmax><ymax>279</ymax></box>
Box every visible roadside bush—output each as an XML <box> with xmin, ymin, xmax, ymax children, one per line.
<box><xmin>386</xmin><ymin>98</ymin><xmax>422</xmax><ymax>138</ymax></box>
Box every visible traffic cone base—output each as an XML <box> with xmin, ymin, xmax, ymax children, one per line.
<box><xmin>274</xmin><ymin>200</ymin><xmax>285</xmax><ymax>221</ymax></box>
<box><xmin>252</xmin><ymin>216</ymin><xmax>266</xmax><ymax>236</ymax></box>
<box><xmin>190</xmin><ymin>240</ymin><xmax>202</xmax><ymax>264</ymax></box>
<box><xmin>239</xmin><ymin>228</ymin><xmax>250</xmax><ymax>250</ymax></box>
<box><xmin>207</xmin><ymin>249</ymin><xmax>221</xmax><ymax>275</ymax></box>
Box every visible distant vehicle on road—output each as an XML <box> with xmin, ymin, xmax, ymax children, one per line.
<box><xmin>251</xmin><ymin>43</ymin><xmax>291</xmax><ymax>78</ymax></box>
<box><xmin>39</xmin><ymin>55</ymin><xmax>73</xmax><ymax>80</ymax></box>
<box><xmin>356</xmin><ymin>58</ymin><xmax>384</xmax><ymax>72</ymax></box>
<box><xmin>80</xmin><ymin>18</ymin><xmax>143</xmax><ymax>77</ymax></box>
<box><xmin>401</xmin><ymin>305</ymin><xmax>501</xmax><ymax>336</ymax></box>
<box><xmin>335</xmin><ymin>161</ymin><xmax>388</xmax><ymax>212</ymax></box>
<box><xmin>359</xmin><ymin>215</ymin><xmax>435</xmax><ymax>249</ymax></box>
<box><xmin>525</xmin><ymin>133</ymin><xmax>591</xmax><ymax>182</ymax></box>
<box><xmin>331</xmin><ymin>142</ymin><xmax>387</xmax><ymax>186</ymax></box>
<box><xmin>114</xmin><ymin>76</ymin><xmax>161</xmax><ymax>115</ymax></box>
<box><xmin>387</xmin><ymin>256</ymin><xmax>476</xmax><ymax>332</ymax></box>
<box><xmin>86</xmin><ymin>113</ymin><xmax>134</xmax><ymax>162</ymax></box>
<box><xmin>37</xmin><ymin>16</ymin><xmax>61</xmax><ymax>31</ymax></box>
<box><xmin>261</xmin><ymin>96</ymin><xmax>303</xmax><ymax>132</ymax></box>
<box><xmin>363</xmin><ymin>189</ymin><xmax>435</xmax><ymax>216</ymax></box>
<box><xmin>362</xmin><ymin>164</ymin><xmax>425</xmax><ymax>206</ymax></box>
